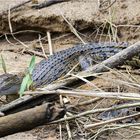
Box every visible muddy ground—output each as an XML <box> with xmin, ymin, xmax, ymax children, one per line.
<box><xmin>0</xmin><ymin>0</ymin><xmax>140</xmax><ymax>139</ymax></box>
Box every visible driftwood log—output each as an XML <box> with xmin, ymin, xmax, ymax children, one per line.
<box><xmin>0</xmin><ymin>94</ymin><xmax>58</xmax><ymax>115</ymax></box>
<box><xmin>0</xmin><ymin>41</ymin><xmax>140</xmax><ymax>115</ymax></box>
<box><xmin>0</xmin><ymin>103</ymin><xmax>65</xmax><ymax>138</ymax></box>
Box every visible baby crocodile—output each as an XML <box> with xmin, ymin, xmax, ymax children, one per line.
<box><xmin>0</xmin><ymin>42</ymin><xmax>131</xmax><ymax>95</ymax></box>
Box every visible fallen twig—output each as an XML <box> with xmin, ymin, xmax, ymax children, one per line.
<box><xmin>25</xmin><ymin>89</ymin><xmax>140</xmax><ymax>100</ymax></box>
<box><xmin>47</xmin><ymin>31</ymin><xmax>53</xmax><ymax>55</ymax></box>
<box><xmin>61</xmin><ymin>12</ymin><xmax>86</xmax><ymax>44</ymax></box>
<box><xmin>39</xmin><ymin>34</ymin><xmax>48</xmax><ymax>58</ymax></box>
<box><xmin>84</xmin><ymin>112</ymin><xmax>140</xmax><ymax>129</ymax></box>
<box><xmin>49</xmin><ymin>102</ymin><xmax>140</xmax><ymax>124</ymax></box>
<box><xmin>67</xmin><ymin>97</ymin><xmax>101</xmax><ymax>109</ymax></box>
<box><xmin>91</xmin><ymin>122</ymin><xmax>140</xmax><ymax>139</ymax></box>
<box><xmin>8</xmin><ymin>5</ymin><xmax>29</xmax><ymax>48</ymax></box>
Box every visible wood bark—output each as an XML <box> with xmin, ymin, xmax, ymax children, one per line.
<box><xmin>0</xmin><ymin>103</ymin><xmax>64</xmax><ymax>137</ymax></box>
<box><xmin>0</xmin><ymin>94</ymin><xmax>58</xmax><ymax>115</ymax></box>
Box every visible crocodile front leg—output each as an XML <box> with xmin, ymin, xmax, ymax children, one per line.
<box><xmin>78</xmin><ymin>55</ymin><xmax>94</xmax><ymax>71</ymax></box>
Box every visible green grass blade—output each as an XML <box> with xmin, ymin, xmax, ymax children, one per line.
<box><xmin>19</xmin><ymin>56</ymin><xmax>36</xmax><ymax>97</ymax></box>
<box><xmin>28</xmin><ymin>55</ymin><xmax>36</xmax><ymax>74</ymax></box>
<box><xmin>27</xmin><ymin>74</ymin><xmax>33</xmax><ymax>90</ymax></box>
<box><xmin>19</xmin><ymin>74</ymin><xmax>30</xmax><ymax>97</ymax></box>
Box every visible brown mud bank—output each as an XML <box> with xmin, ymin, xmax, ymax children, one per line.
<box><xmin>0</xmin><ymin>0</ymin><xmax>140</xmax><ymax>43</ymax></box>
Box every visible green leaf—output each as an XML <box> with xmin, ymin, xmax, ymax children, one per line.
<box><xmin>19</xmin><ymin>74</ymin><xmax>30</xmax><ymax>97</ymax></box>
<box><xmin>1</xmin><ymin>55</ymin><xmax>7</xmax><ymax>73</ymax></box>
<box><xmin>27</xmin><ymin>74</ymin><xmax>33</xmax><ymax>90</ymax></box>
<box><xmin>19</xmin><ymin>56</ymin><xmax>36</xmax><ymax>97</ymax></box>
<box><xmin>28</xmin><ymin>55</ymin><xmax>36</xmax><ymax>74</ymax></box>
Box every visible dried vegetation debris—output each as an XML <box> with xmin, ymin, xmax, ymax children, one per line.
<box><xmin>0</xmin><ymin>0</ymin><xmax>140</xmax><ymax>38</ymax></box>
<box><xmin>0</xmin><ymin>0</ymin><xmax>140</xmax><ymax>140</ymax></box>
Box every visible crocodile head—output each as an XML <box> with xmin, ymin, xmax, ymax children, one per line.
<box><xmin>0</xmin><ymin>74</ymin><xmax>22</xmax><ymax>95</ymax></box>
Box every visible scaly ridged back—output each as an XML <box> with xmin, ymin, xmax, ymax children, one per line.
<box><xmin>32</xmin><ymin>42</ymin><xmax>128</xmax><ymax>87</ymax></box>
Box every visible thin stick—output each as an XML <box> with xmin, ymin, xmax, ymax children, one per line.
<box><xmin>8</xmin><ymin>6</ymin><xmax>29</xmax><ymax>48</ymax></box>
<box><xmin>39</xmin><ymin>34</ymin><xmax>47</xmax><ymax>58</ymax></box>
<box><xmin>59</xmin><ymin>123</ymin><xmax>62</xmax><ymax>140</ymax></box>
<box><xmin>23</xmin><ymin>49</ymin><xmax>47</xmax><ymax>58</ymax></box>
<box><xmin>61</xmin><ymin>13</ymin><xmax>86</xmax><ymax>44</ymax></box>
<box><xmin>25</xmin><ymin>89</ymin><xmax>140</xmax><ymax>101</ymax></box>
<box><xmin>59</xmin><ymin>93</ymin><xmax>72</xmax><ymax>139</ymax></box>
<box><xmin>91</xmin><ymin>123</ymin><xmax>140</xmax><ymax>139</ymax></box>
<box><xmin>85</xmin><ymin>112</ymin><xmax>140</xmax><ymax>129</ymax></box>
<box><xmin>8</xmin><ymin>6</ymin><xmax>13</xmax><ymax>33</ymax></box>
<box><xmin>67</xmin><ymin>98</ymin><xmax>101</xmax><ymax>109</ymax></box>
<box><xmin>106</xmin><ymin>123</ymin><xmax>140</xmax><ymax>130</ymax></box>
<box><xmin>47</xmin><ymin>31</ymin><xmax>53</xmax><ymax>55</ymax></box>
<box><xmin>4</xmin><ymin>34</ymin><xmax>15</xmax><ymax>46</ymax></box>
<box><xmin>49</xmin><ymin>102</ymin><xmax>140</xmax><ymax>124</ymax></box>
<box><xmin>70</xmin><ymin>74</ymin><xmax>103</xmax><ymax>92</ymax></box>
<box><xmin>65</xmin><ymin>115</ymin><xmax>72</xmax><ymax>140</ymax></box>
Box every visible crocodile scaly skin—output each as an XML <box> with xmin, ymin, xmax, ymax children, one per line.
<box><xmin>0</xmin><ymin>42</ymin><xmax>129</xmax><ymax>95</ymax></box>
<box><xmin>32</xmin><ymin>42</ymin><xmax>127</xmax><ymax>87</ymax></box>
